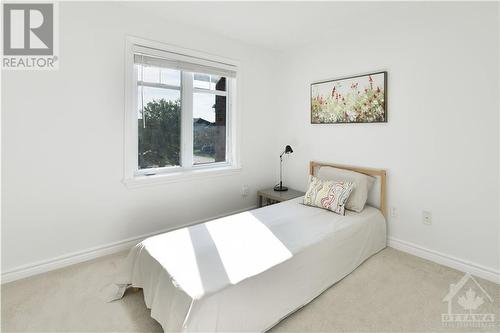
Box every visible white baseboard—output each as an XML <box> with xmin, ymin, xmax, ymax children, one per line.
<box><xmin>388</xmin><ymin>237</ymin><xmax>500</xmax><ymax>284</ymax></box>
<box><xmin>1</xmin><ymin>205</ymin><xmax>257</xmax><ymax>284</ymax></box>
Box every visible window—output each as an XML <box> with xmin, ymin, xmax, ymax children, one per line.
<box><xmin>192</xmin><ymin>74</ymin><xmax>227</xmax><ymax>165</ymax></box>
<box><xmin>124</xmin><ymin>38</ymin><xmax>239</xmax><ymax>186</ymax></box>
<box><xmin>137</xmin><ymin>60</ymin><xmax>182</xmax><ymax>170</ymax></box>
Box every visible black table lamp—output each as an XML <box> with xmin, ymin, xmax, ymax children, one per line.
<box><xmin>274</xmin><ymin>145</ymin><xmax>293</xmax><ymax>192</ymax></box>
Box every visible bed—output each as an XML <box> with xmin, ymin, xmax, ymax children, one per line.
<box><xmin>110</xmin><ymin>162</ymin><xmax>387</xmax><ymax>332</ymax></box>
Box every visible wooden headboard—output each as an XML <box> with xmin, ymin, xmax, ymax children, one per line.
<box><xmin>309</xmin><ymin>161</ymin><xmax>387</xmax><ymax>217</ymax></box>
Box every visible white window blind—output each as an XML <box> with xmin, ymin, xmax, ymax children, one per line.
<box><xmin>133</xmin><ymin>45</ymin><xmax>237</xmax><ymax>78</ymax></box>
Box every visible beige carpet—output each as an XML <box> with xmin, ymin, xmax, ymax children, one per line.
<box><xmin>2</xmin><ymin>248</ymin><xmax>499</xmax><ymax>332</ymax></box>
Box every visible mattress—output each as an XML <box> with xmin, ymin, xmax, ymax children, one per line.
<box><xmin>111</xmin><ymin>197</ymin><xmax>386</xmax><ymax>332</ymax></box>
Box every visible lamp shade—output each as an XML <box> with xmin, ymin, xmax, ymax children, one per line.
<box><xmin>285</xmin><ymin>145</ymin><xmax>293</xmax><ymax>154</ymax></box>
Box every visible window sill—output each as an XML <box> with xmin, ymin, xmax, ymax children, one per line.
<box><xmin>123</xmin><ymin>165</ymin><xmax>242</xmax><ymax>189</ymax></box>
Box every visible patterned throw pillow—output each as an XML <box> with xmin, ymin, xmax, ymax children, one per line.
<box><xmin>303</xmin><ymin>176</ymin><xmax>354</xmax><ymax>215</ymax></box>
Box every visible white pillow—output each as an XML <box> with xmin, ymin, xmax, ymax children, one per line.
<box><xmin>317</xmin><ymin>167</ymin><xmax>375</xmax><ymax>212</ymax></box>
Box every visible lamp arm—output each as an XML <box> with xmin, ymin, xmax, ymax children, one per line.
<box><xmin>279</xmin><ymin>154</ymin><xmax>283</xmax><ymax>189</ymax></box>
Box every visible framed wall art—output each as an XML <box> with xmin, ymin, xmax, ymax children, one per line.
<box><xmin>311</xmin><ymin>71</ymin><xmax>387</xmax><ymax>124</ymax></box>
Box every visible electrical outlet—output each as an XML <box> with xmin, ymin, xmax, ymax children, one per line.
<box><xmin>422</xmin><ymin>211</ymin><xmax>432</xmax><ymax>225</ymax></box>
<box><xmin>241</xmin><ymin>185</ymin><xmax>249</xmax><ymax>197</ymax></box>
<box><xmin>390</xmin><ymin>207</ymin><xmax>397</xmax><ymax>218</ymax></box>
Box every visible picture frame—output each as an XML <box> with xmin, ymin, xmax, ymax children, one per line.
<box><xmin>310</xmin><ymin>71</ymin><xmax>387</xmax><ymax>124</ymax></box>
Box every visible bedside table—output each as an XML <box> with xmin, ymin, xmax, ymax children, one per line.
<box><xmin>257</xmin><ymin>188</ymin><xmax>305</xmax><ymax>207</ymax></box>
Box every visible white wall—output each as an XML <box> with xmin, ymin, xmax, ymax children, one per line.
<box><xmin>1</xmin><ymin>3</ymin><xmax>279</xmax><ymax>273</ymax></box>
<box><xmin>276</xmin><ymin>2</ymin><xmax>500</xmax><ymax>274</ymax></box>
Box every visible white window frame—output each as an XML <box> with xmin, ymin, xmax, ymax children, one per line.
<box><xmin>123</xmin><ymin>36</ymin><xmax>241</xmax><ymax>188</ymax></box>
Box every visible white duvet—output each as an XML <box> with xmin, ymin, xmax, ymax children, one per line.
<box><xmin>112</xmin><ymin>197</ymin><xmax>386</xmax><ymax>332</ymax></box>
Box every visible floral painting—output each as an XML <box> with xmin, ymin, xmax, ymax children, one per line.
<box><xmin>311</xmin><ymin>72</ymin><xmax>387</xmax><ymax>124</ymax></box>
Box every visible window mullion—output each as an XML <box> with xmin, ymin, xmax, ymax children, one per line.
<box><xmin>181</xmin><ymin>72</ymin><xmax>194</xmax><ymax>168</ymax></box>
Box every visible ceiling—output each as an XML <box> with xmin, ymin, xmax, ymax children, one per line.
<box><xmin>119</xmin><ymin>2</ymin><xmax>388</xmax><ymax>51</ymax></box>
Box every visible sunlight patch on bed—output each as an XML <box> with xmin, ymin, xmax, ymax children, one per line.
<box><xmin>142</xmin><ymin>229</ymin><xmax>205</xmax><ymax>298</ymax></box>
<box><xmin>205</xmin><ymin>212</ymin><xmax>292</xmax><ymax>284</ymax></box>
<box><xmin>141</xmin><ymin>212</ymin><xmax>292</xmax><ymax>298</ymax></box>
